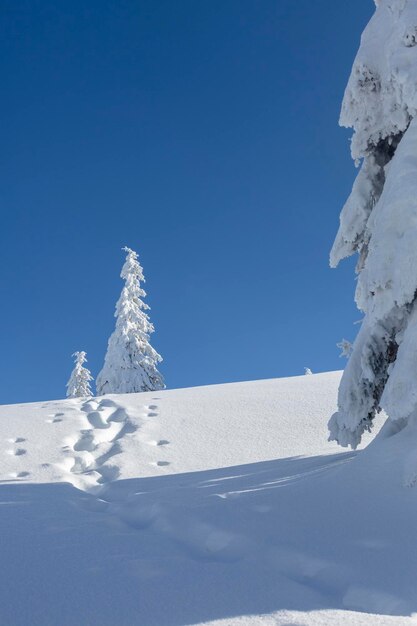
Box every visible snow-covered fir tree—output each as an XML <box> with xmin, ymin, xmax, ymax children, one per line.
<box><xmin>66</xmin><ymin>351</ymin><xmax>93</xmax><ymax>398</ymax></box>
<box><xmin>329</xmin><ymin>0</ymin><xmax>417</xmax><ymax>448</ymax></box>
<box><xmin>304</xmin><ymin>368</ymin><xmax>313</xmax><ymax>376</ymax></box>
<box><xmin>96</xmin><ymin>247</ymin><xmax>164</xmax><ymax>395</ymax></box>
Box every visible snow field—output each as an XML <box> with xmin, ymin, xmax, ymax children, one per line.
<box><xmin>0</xmin><ymin>372</ymin><xmax>415</xmax><ymax>626</ymax></box>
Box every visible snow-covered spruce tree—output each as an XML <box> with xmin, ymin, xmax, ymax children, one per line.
<box><xmin>329</xmin><ymin>0</ymin><xmax>417</xmax><ymax>448</ymax></box>
<box><xmin>66</xmin><ymin>351</ymin><xmax>93</xmax><ymax>398</ymax></box>
<box><xmin>96</xmin><ymin>247</ymin><xmax>164</xmax><ymax>395</ymax></box>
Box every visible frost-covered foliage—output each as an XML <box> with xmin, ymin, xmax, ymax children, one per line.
<box><xmin>304</xmin><ymin>368</ymin><xmax>313</xmax><ymax>376</ymax></box>
<box><xmin>337</xmin><ymin>339</ymin><xmax>353</xmax><ymax>359</ymax></box>
<box><xmin>96</xmin><ymin>247</ymin><xmax>164</xmax><ymax>395</ymax></box>
<box><xmin>66</xmin><ymin>351</ymin><xmax>93</xmax><ymax>398</ymax></box>
<box><xmin>329</xmin><ymin>0</ymin><xmax>417</xmax><ymax>448</ymax></box>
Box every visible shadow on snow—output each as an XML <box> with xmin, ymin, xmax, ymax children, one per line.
<box><xmin>0</xmin><ymin>450</ymin><xmax>415</xmax><ymax>625</ymax></box>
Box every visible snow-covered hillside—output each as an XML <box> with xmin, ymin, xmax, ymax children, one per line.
<box><xmin>1</xmin><ymin>372</ymin><xmax>416</xmax><ymax>626</ymax></box>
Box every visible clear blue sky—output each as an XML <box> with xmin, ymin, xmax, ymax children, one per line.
<box><xmin>0</xmin><ymin>0</ymin><xmax>374</xmax><ymax>404</ymax></box>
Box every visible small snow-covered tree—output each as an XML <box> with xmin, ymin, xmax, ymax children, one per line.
<box><xmin>329</xmin><ymin>0</ymin><xmax>417</xmax><ymax>448</ymax></box>
<box><xmin>66</xmin><ymin>351</ymin><xmax>93</xmax><ymax>398</ymax></box>
<box><xmin>304</xmin><ymin>368</ymin><xmax>313</xmax><ymax>376</ymax></box>
<box><xmin>96</xmin><ymin>247</ymin><xmax>164</xmax><ymax>395</ymax></box>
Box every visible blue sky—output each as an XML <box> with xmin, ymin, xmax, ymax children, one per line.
<box><xmin>0</xmin><ymin>0</ymin><xmax>374</xmax><ymax>404</ymax></box>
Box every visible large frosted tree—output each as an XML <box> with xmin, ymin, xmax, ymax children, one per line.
<box><xmin>96</xmin><ymin>247</ymin><xmax>164</xmax><ymax>395</ymax></box>
<box><xmin>329</xmin><ymin>0</ymin><xmax>417</xmax><ymax>448</ymax></box>
<box><xmin>66</xmin><ymin>351</ymin><xmax>93</xmax><ymax>398</ymax></box>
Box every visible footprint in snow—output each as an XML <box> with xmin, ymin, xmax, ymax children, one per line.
<box><xmin>73</xmin><ymin>430</ymin><xmax>97</xmax><ymax>452</ymax></box>
<box><xmin>8</xmin><ymin>437</ymin><xmax>25</xmax><ymax>443</ymax></box>
<box><xmin>87</xmin><ymin>411</ymin><xmax>110</xmax><ymax>429</ymax></box>
<box><xmin>156</xmin><ymin>461</ymin><xmax>170</xmax><ymax>467</ymax></box>
<box><xmin>96</xmin><ymin>465</ymin><xmax>120</xmax><ymax>484</ymax></box>
<box><xmin>81</xmin><ymin>404</ymin><xmax>97</xmax><ymax>413</ymax></box>
<box><xmin>107</xmin><ymin>408</ymin><xmax>127</xmax><ymax>423</ymax></box>
<box><xmin>98</xmin><ymin>399</ymin><xmax>117</xmax><ymax>408</ymax></box>
<box><xmin>71</xmin><ymin>455</ymin><xmax>93</xmax><ymax>474</ymax></box>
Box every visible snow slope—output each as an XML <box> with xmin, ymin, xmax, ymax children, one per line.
<box><xmin>0</xmin><ymin>372</ymin><xmax>416</xmax><ymax>626</ymax></box>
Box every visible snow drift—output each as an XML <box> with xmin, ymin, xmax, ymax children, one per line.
<box><xmin>1</xmin><ymin>372</ymin><xmax>417</xmax><ymax>626</ymax></box>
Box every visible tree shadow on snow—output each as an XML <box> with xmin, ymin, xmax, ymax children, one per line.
<box><xmin>0</xmin><ymin>450</ymin><xmax>415</xmax><ymax>626</ymax></box>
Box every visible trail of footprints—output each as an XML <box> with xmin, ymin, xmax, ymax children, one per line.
<box><xmin>6</xmin><ymin>437</ymin><xmax>27</xmax><ymax>457</ymax></box>
<box><xmin>4</xmin><ymin>399</ymin><xmax>170</xmax><ymax>486</ymax></box>
<box><xmin>62</xmin><ymin>398</ymin><xmax>170</xmax><ymax>488</ymax></box>
<box><xmin>62</xmin><ymin>398</ymin><xmax>132</xmax><ymax>486</ymax></box>
<box><xmin>4</xmin><ymin>437</ymin><xmax>30</xmax><ymax>479</ymax></box>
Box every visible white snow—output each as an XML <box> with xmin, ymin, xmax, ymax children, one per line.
<box><xmin>1</xmin><ymin>371</ymin><xmax>416</xmax><ymax>625</ymax></box>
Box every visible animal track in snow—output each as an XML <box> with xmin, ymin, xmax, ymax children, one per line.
<box><xmin>8</xmin><ymin>437</ymin><xmax>25</xmax><ymax>443</ymax></box>
<box><xmin>156</xmin><ymin>461</ymin><xmax>170</xmax><ymax>467</ymax></box>
<box><xmin>7</xmin><ymin>448</ymin><xmax>26</xmax><ymax>456</ymax></box>
<box><xmin>148</xmin><ymin>439</ymin><xmax>170</xmax><ymax>447</ymax></box>
<box><xmin>9</xmin><ymin>471</ymin><xmax>30</xmax><ymax>479</ymax></box>
<box><xmin>46</xmin><ymin>416</ymin><xmax>63</xmax><ymax>423</ymax></box>
<box><xmin>140</xmin><ymin>405</ymin><xmax>159</xmax><ymax>418</ymax></box>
